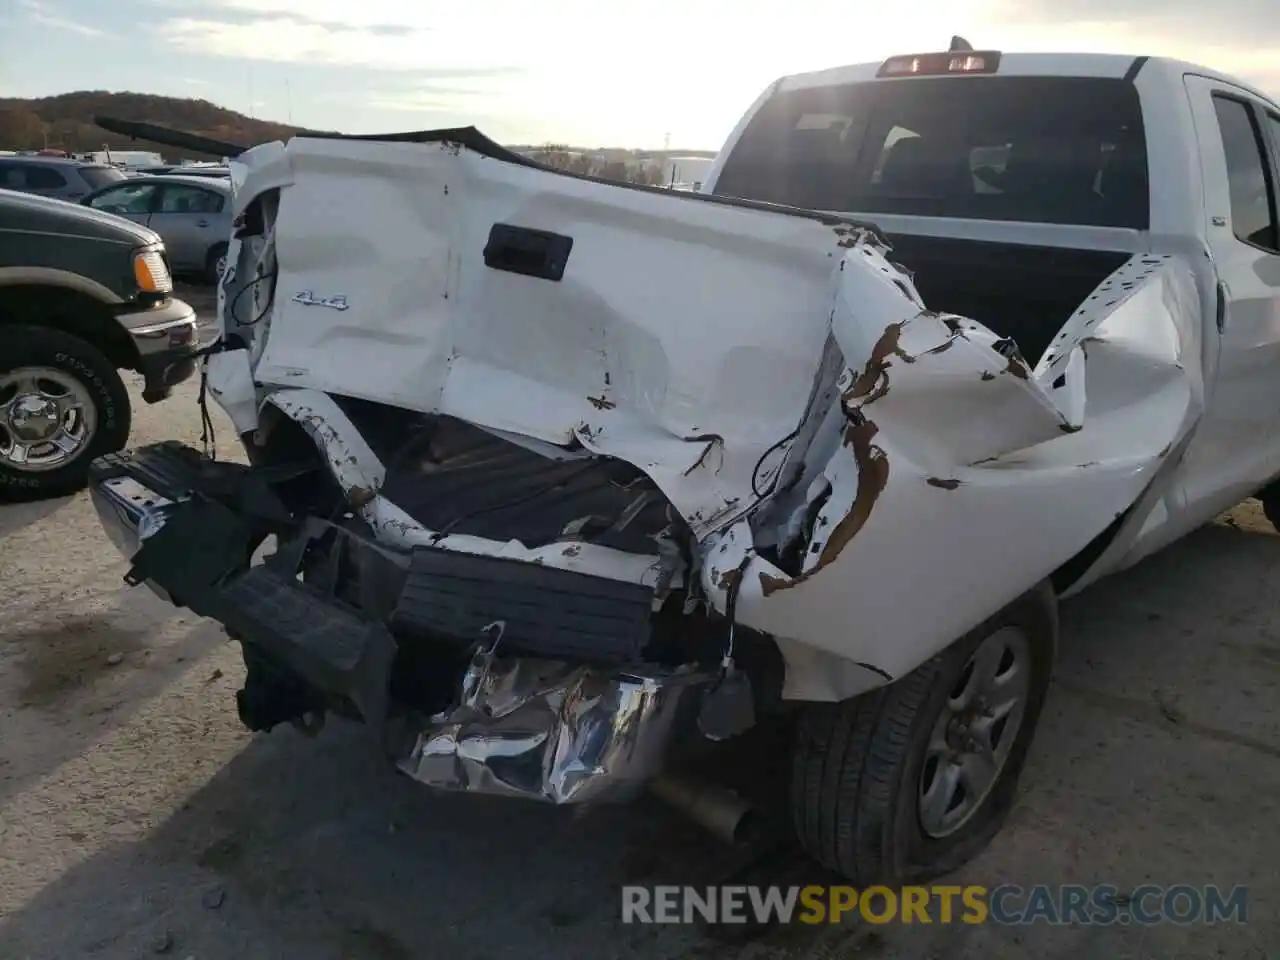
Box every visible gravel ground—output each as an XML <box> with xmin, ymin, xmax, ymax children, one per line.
<box><xmin>1</xmin><ymin>286</ymin><xmax>1279</xmax><ymax>959</ymax></box>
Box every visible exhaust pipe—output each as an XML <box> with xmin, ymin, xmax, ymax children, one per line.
<box><xmin>649</xmin><ymin>772</ymin><xmax>757</xmax><ymax>846</ymax></box>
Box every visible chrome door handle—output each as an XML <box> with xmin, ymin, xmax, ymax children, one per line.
<box><xmin>197</xmin><ymin>219</ymin><xmax>210</xmax><ymax>227</ymax></box>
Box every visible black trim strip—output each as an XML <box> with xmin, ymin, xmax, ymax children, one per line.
<box><xmin>317</xmin><ymin>126</ymin><xmax>888</xmax><ymax>236</ymax></box>
<box><xmin>1124</xmin><ymin>56</ymin><xmax>1150</xmax><ymax>83</ymax></box>
<box><xmin>95</xmin><ymin>115</ymin><xmax>888</xmax><ymax>240</ymax></box>
<box><xmin>855</xmin><ymin>661</ymin><xmax>894</xmax><ymax>682</ymax></box>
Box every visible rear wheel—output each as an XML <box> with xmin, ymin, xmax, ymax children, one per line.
<box><xmin>0</xmin><ymin>325</ymin><xmax>132</xmax><ymax>501</ymax></box>
<box><xmin>1258</xmin><ymin>484</ymin><xmax>1280</xmax><ymax>533</ymax></box>
<box><xmin>789</xmin><ymin>581</ymin><xmax>1056</xmax><ymax>884</ymax></box>
<box><xmin>1263</xmin><ymin>500</ymin><xmax>1280</xmax><ymax>532</ymax></box>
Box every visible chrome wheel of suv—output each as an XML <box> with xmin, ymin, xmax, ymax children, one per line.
<box><xmin>0</xmin><ymin>366</ymin><xmax>98</xmax><ymax>472</ymax></box>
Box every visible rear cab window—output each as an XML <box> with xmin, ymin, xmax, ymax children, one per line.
<box><xmin>1211</xmin><ymin>96</ymin><xmax>1280</xmax><ymax>252</ymax></box>
<box><xmin>712</xmin><ymin>76</ymin><xmax>1150</xmax><ymax>229</ymax></box>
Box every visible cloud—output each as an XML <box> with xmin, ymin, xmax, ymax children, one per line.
<box><xmin>155</xmin><ymin>16</ymin><xmax>476</xmax><ymax>71</ymax></box>
<box><xmin>322</xmin><ymin>72</ymin><xmax>527</xmax><ymax>118</ymax></box>
<box><xmin>980</xmin><ymin>0</ymin><xmax>1280</xmax><ymax>93</ymax></box>
<box><xmin>147</xmin><ymin>0</ymin><xmax>414</xmax><ymax>35</ymax></box>
<box><xmin>135</xmin><ymin>0</ymin><xmax>1278</xmax><ymax>145</ymax></box>
<box><xmin>146</xmin><ymin>0</ymin><xmax>744</xmax><ymax>73</ymax></box>
<box><xmin>19</xmin><ymin>0</ymin><xmax>109</xmax><ymax>37</ymax></box>
<box><xmin>150</xmin><ymin>0</ymin><xmax>587</xmax><ymax>32</ymax></box>
<box><xmin>154</xmin><ymin>12</ymin><xmax>530</xmax><ymax>115</ymax></box>
<box><xmin>361</xmin><ymin>86</ymin><xmax>501</xmax><ymax>113</ymax></box>
<box><xmin>986</xmin><ymin>0</ymin><xmax>1276</xmax><ymax>47</ymax></box>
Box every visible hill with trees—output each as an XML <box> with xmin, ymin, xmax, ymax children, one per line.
<box><xmin>0</xmin><ymin>91</ymin><xmax>717</xmax><ymax>183</ymax></box>
<box><xmin>0</xmin><ymin>91</ymin><xmax>304</xmax><ymax>159</ymax></box>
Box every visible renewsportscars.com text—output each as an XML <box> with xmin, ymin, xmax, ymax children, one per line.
<box><xmin>621</xmin><ymin>884</ymin><xmax>1249</xmax><ymax>926</ymax></box>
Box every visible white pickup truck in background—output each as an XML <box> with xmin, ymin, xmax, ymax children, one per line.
<box><xmin>88</xmin><ymin>45</ymin><xmax>1280</xmax><ymax>884</ymax></box>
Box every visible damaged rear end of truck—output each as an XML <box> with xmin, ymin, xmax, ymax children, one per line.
<box><xmin>89</xmin><ymin>98</ymin><xmax>1208</xmax><ymax>880</ymax></box>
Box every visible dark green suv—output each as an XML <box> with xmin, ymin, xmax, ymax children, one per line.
<box><xmin>0</xmin><ymin>187</ymin><xmax>200</xmax><ymax>500</ymax></box>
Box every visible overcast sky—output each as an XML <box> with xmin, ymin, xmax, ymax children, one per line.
<box><xmin>1</xmin><ymin>0</ymin><xmax>1276</xmax><ymax>148</ymax></box>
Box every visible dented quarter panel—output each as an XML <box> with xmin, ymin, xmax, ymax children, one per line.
<box><xmin>702</xmin><ymin>246</ymin><xmax>1206</xmax><ymax>685</ymax></box>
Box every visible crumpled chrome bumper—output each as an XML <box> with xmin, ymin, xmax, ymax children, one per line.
<box><xmin>89</xmin><ymin>472</ymin><xmax>183</xmax><ymax>602</ymax></box>
<box><xmin>396</xmin><ymin>645</ymin><xmax>708</xmax><ymax>804</ymax></box>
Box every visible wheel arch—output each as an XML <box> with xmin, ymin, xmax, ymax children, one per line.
<box><xmin>0</xmin><ymin>281</ymin><xmax>139</xmax><ymax>371</ymax></box>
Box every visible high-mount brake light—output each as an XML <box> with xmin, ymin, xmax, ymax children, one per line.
<box><xmin>876</xmin><ymin>50</ymin><xmax>1001</xmax><ymax>78</ymax></box>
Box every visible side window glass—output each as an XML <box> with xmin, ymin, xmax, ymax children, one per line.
<box><xmin>26</xmin><ymin>166</ymin><xmax>68</xmax><ymax>190</ymax></box>
<box><xmin>1212</xmin><ymin>96</ymin><xmax>1279</xmax><ymax>251</ymax></box>
<box><xmin>157</xmin><ymin>185</ymin><xmax>222</xmax><ymax>214</ymax></box>
<box><xmin>89</xmin><ymin>184</ymin><xmax>156</xmax><ymax>214</ymax></box>
<box><xmin>0</xmin><ymin>164</ymin><xmax>21</xmax><ymax>189</ymax></box>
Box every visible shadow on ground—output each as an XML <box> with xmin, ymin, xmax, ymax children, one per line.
<box><xmin>0</xmin><ymin>595</ymin><xmax>229</xmax><ymax>807</ymax></box>
<box><xmin>2</xmin><ymin>519</ymin><xmax>1279</xmax><ymax>959</ymax></box>
<box><xmin>0</xmin><ymin>720</ymin><xmax>840</xmax><ymax>960</ymax></box>
<box><xmin>0</xmin><ymin>495</ymin><xmax>75</xmax><ymax>536</ymax></box>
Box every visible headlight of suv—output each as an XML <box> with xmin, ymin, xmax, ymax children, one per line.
<box><xmin>133</xmin><ymin>247</ymin><xmax>174</xmax><ymax>295</ymax></box>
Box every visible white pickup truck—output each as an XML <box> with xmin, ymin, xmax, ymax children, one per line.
<box><xmin>89</xmin><ymin>46</ymin><xmax>1280</xmax><ymax>884</ymax></box>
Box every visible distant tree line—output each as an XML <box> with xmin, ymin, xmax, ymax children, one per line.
<box><xmin>528</xmin><ymin>143</ymin><xmax>669</xmax><ymax>185</ymax></box>
<box><xmin>0</xmin><ymin>93</ymin><xmax>700</xmax><ymax>183</ymax></box>
<box><xmin>0</xmin><ymin>92</ymin><xmax>303</xmax><ymax>160</ymax></box>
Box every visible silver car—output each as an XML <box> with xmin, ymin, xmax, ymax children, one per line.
<box><xmin>80</xmin><ymin>175</ymin><xmax>233</xmax><ymax>283</ymax></box>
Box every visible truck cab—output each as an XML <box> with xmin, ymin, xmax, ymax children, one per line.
<box><xmin>705</xmin><ymin>51</ymin><xmax>1280</xmax><ymax>582</ymax></box>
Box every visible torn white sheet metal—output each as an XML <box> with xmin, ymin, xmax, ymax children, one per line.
<box><xmin>204</xmin><ymin>348</ymin><xmax>257</xmax><ymax>434</ymax></box>
<box><xmin>264</xmin><ymin>388</ymin><xmax>670</xmax><ymax>588</ymax></box>
<box><xmin>701</xmin><ymin>245</ymin><xmax>1205</xmax><ymax>687</ymax></box>
<box><xmin>365</xmin><ymin>495</ymin><xmax>669</xmax><ymax>587</ymax></box>
<box><xmin>229</xmin><ymin>136</ymin><xmax>854</xmax><ymax>541</ymax></box>
<box><xmin>264</xmin><ymin>389</ymin><xmax>385</xmax><ymax>504</ymax></box>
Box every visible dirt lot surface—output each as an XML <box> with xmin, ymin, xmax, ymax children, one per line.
<box><xmin>1</xmin><ymin>285</ymin><xmax>1278</xmax><ymax>959</ymax></box>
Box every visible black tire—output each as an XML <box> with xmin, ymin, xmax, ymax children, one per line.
<box><xmin>205</xmin><ymin>243</ymin><xmax>228</xmax><ymax>286</ymax></box>
<box><xmin>0</xmin><ymin>325</ymin><xmax>132</xmax><ymax>501</ymax></box>
<box><xmin>1260</xmin><ymin>495</ymin><xmax>1280</xmax><ymax>533</ymax></box>
<box><xmin>790</xmin><ymin>581</ymin><xmax>1057</xmax><ymax>885</ymax></box>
